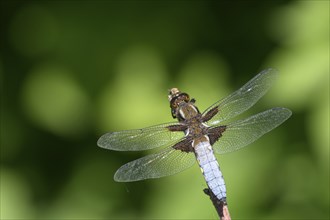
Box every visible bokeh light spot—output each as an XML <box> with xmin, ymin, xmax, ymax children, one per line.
<box><xmin>266</xmin><ymin>1</ymin><xmax>329</xmax><ymax>109</ymax></box>
<box><xmin>21</xmin><ymin>64</ymin><xmax>89</xmax><ymax>137</ymax></box>
<box><xmin>97</xmin><ymin>45</ymin><xmax>168</xmax><ymax>131</ymax></box>
<box><xmin>0</xmin><ymin>169</ymin><xmax>35</xmax><ymax>219</ymax></box>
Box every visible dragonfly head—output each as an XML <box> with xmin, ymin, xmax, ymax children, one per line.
<box><xmin>168</xmin><ymin>88</ymin><xmax>190</xmax><ymax>119</ymax></box>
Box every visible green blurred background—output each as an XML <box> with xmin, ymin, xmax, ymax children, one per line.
<box><xmin>1</xmin><ymin>1</ymin><xmax>329</xmax><ymax>219</ymax></box>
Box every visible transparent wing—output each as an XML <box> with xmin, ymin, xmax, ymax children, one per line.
<box><xmin>114</xmin><ymin>145</ymin><xmax>196</xmax><ymax>182</ymax></box>
<box><xmin>212</xmin><ymin>107</ymin><xmax>292</xmax><ymax>154</ymax></box>
<box><xmin>97</xmin><ymin>122</ymin><xmax>184</xmax><ymax>151</ymax></box>
<box><xmin>203</xmin><ymin>68</ymin><xmax>278</xmax><ymax>126</ymax></box>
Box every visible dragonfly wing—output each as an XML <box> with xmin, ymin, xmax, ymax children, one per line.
<box><xmin>97</xmin><ymin>122</ymin><xmax>185</xmax><ymax>151</ymax></box>
<box><xmin>203</xmin><ymin>68</ymin><xmax>278</xmax><ymax>126</ymax></box>
<box><xmin>114</xmin><ymin>145</ymin><xmax>196</xmax><ymax>182</ymax></box>
<box><xmin>212</xmin><ymin>107</ymin><xmax>292</xmax><ymax>154</ymax></box>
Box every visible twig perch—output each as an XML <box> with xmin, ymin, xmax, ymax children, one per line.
<box><xmin>203</xmin><ymin>188</ymin><xmax>231</xmax><ymax>220</ymax></box>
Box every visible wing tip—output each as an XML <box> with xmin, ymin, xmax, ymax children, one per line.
<box><xmin>257</xmin><ymin>68</ymin><xmax>279</xmax><ymax>81</ymax></box>
<box><xmin>97</xmin><ymin>134</ymin><xmax>108</xmax><ymax>149</ymax></box>
<box><xmin>114</xmin><ymin>175</ymin><xmax>126</xmax><ymax>182</ymax></box>
<box><xmin>262</xmin><ymin>67</ymin><xmax>279</xmax><ymax>74</ymax></box>
<box><xmin>114</xmin><ymin>169</ymin><xmax>126</xmax><ymax>182</ymax></box>
<box><xmin>97</xmin><ymin>132</ymin><xmax>120</xmax><ymax>150</ymax></box>
<box><xmin>272</xmin><ymin>107</ymin><xmax>293</xmax><ymax>119</ymax></box>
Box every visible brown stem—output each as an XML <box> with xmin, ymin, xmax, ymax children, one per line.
<box><xmin>203</xmin><ymin>188</ymin><xmax>231</xmax><ymax>220</ymax></box>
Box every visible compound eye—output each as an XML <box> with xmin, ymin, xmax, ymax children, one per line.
<box><xmin>184</xmin><ymin>94</ymin><xmax>190</xmax><ymax>102</ymax></box>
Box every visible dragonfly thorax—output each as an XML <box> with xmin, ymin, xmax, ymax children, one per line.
<box><xmin>178</xmin><ymin>103</ymin><xmax>200</xmax><ymax>120</ymax></box>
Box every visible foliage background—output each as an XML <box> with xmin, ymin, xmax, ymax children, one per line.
<box><xmin>1</xmin><ymin>0</ymin><xmax>329</xmax><ymax>219</ymax></box>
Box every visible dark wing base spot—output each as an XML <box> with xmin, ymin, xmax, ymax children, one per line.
<box><xmin>202</xmin><ymin>106</ymin><xmax>219</xmax><ymax>122</ymax></box>
<box><xmin>167</xmin><ymin>124</ymin><xmax>187</xmax><ymax>132</ymax></box>
<box><xmin>172</xmin><ymin>139</ymin><xmax>194</xmax><ymax>153</ymax></box>
<box><xmin>166</xmin><ymin>124</ymin><xmax>193</xmax><ymax>153</ymax></box>
<box><xmin>208</xmin><ymin>126</ymin><xmax>227</xmax><ymax>145</ymax></box>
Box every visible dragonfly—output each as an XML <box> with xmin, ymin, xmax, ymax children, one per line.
<box><xmin>97</xmin><ymin>68</ymin><xmax>292</xmax><ymax>203</ymax></box>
